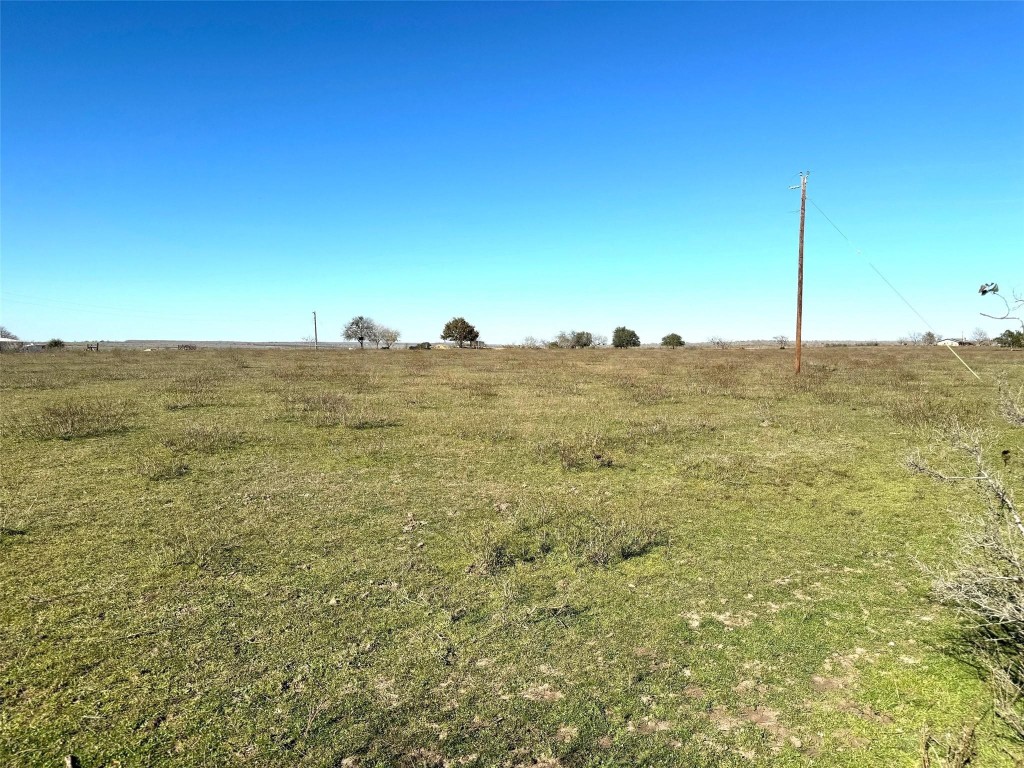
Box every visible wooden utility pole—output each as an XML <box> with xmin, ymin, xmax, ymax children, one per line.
<box><xmin>794</xmin><ymin>172</ymin><xmax>808</xmax><ymax>374</ymax></box>
<box><xmin>312</xmin><ymin>311</ymin><xmax>319</xmax><ymax>352</ymax></box>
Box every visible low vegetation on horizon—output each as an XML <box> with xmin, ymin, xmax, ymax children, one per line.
<box><xmin>1</xmin><ymin>345</ymin><xmax>1022</xmax><ymax>767</ymax></box>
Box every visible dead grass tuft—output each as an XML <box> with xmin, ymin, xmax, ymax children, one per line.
<box><xmin>22</xmin><ymin>397</ymin><xmax>136</xmax><ymax>440</ymax></box>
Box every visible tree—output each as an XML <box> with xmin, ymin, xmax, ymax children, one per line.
<box><xmin>343</xmin><ymin>316</ymin><xmax>377</xmax><ymax>349</ymax></box>
<box><xmin>921</xmin><ymin>331</ymin><xmax>939</xmax><ymax>345</ymax></box>
<box><xmin>45</xmin><ymin>338</ymin><xmax>65</xmax><ymax>349</ymax></box>
<box><xmin>970</xmin><ymin>327</ymin><xmax>990</xmax><ymax>344</ymax></box>
<box><xmin>592</xmin><ymin>333</ymin><xmax>609</xmax><ymax>347</ymax></box>
<box><xmin>772</xmin><ymin>334</ymin><xmax>789</xmax><ymax>349</ymax></box>
<box><xmin>708</xmin><ymin>336</ymin><xmax>729</xmax><ymax>350</ymax></box>
<box><xmin>995</xmin><ymin>330</ymin><xmax>1024</xmax><ymax>348</ymax></box>
<box><xmin>378</xmin><ymin>327</ymin><xmax>400</xmax><ymax>349</ymax></box>
<box><xmin>0</xmin><ymin>326</ymin><xmax>22</xmax><ymax>353</ymax></box>
<box><xmin>612</xmin><ymin>327</ymin><xmax>640</xmax><ymax>348</ymax></box>
<box><xmin>979</xmin><ymin>283</ymin><xmax>1024</xmax><ymax>349</ymax></box>
<box><xmin>441</xmin><ymin>317</ymin><xmax>479</xmax><ymax>348</ymax></box>
<box><xmin>979</xmin><ymin>282</ymin><xmax>1024</xmax><ymax>333</ymax></box>
<box><xmin>556</xmin><ymin>330</ymin><xmax>594</xmax><ymax>348</ymax></box>
<box><xmin>661</xmin><ymin>333</ymin><xmax>684</xmax><ymax>348</ymax></box>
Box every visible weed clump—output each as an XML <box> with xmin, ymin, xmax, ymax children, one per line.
<box><xmin>999</xmin><ymin>378</ymin><xmax>1024</xmax><ymax>427</ymax></box>
<box><xmin>570</xmin><ymin>517</ymin><xmax>669</xmax><ymax>567</ymax></box>
<box><xmin>162</xmin><ymin>424</ymin><xmax>245</xmax><ymax>454</ymax></box>
<box><xmin>283</xmin><ymin>390</ymin><xmax>350</xmax><ymax>427</ymax></box>
<box><xmin>166</xmin><ymin>373</ymin><xmax>217</xmax><ymax>410</ymax></box>
<box><xmin>136</xmin><ymin>450</ymin><xmax>190</xmax><ymax>480</ymax></box>
<box><xmin>24</xmin><ymin>398</ymin><xmax>135</xmax><ymax>440</ymax></box>
<box><xmin>535</xmin><ymin>434</ymin><xmax>611</xmax><ymax>471</ymax></box>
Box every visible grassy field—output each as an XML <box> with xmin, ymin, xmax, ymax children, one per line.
<box><xmin>1</xmin><ymin>346</ymin><xmax>1021</xmax><ymax>767</ymax></box>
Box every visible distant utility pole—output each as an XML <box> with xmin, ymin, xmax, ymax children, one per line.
<box><xmin>312</xmin><ymin>311</ymin><xmax>319</xmax><ymax>352</ymax></box>
<box><xmin>791</xmin><ymin>172</ymin><xmax>808</xmax><ymax>374</ymax></box>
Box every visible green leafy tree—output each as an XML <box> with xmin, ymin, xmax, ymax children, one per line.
<box><xmin>441</xmin><ymin>317</ymin><xmax>479</xmax><ymax>348</ymax></box>
<box><xmin>661</xmin><ymin>333</ymin><xmax>684</xmax><ymax>348</ymax></box>
<box><xmin>995</xmin><ymin>329</ymin><xmax>1024</xmax><ymax>348</ymax></box>
<box><xmin>555</xmin><ymin>330</ymin><xmax>594</xmax><ymax>348</ymax></box>
<box><xmin>612</xmin><ymin>327</ymin><xmax>640</xmax><ymax>348</ymax></box>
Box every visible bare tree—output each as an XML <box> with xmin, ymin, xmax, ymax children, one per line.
<box><xmin>343</xmin><ymin>316</ymin><xmax>376</xmax><ymax>349</ymax></box>
<box><xmin>378</xmin><ymin>327</ymin><xmax>400</xmax><ymax>349</ymax></box>
<box><xmin>980</xmin><ymin>282</ymin><xmax>1024</xmax><ymax>332</ymax></box>
<box><xmin>970</xmin><ymin>327</ymin><xmax>990</xmax><ymax>345</ymax></box>
<box><xmin>708</xmin><ymin>336</ymin><xmax>729</xmax><ymax>350</ymax></box>
<box><xmin>772</xmin><ymin>334</ymin><xmax>789</xmax><ymax>349</ymax></box>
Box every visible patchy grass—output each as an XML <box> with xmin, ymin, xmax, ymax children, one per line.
<box><xmin>17</xmin><ymin>397</ymin><xmax>136</xmax><ymax>440</ymax></box>
<box><xmin>0</xmin><ymin>346</ymin><xmax>1022</xmax><ymax>767</ymax></box>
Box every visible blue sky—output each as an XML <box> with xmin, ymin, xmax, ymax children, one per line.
<box><xmin>2</xmin><ymin>2</ymin><xmax>1021</xmax><ymax>344</ymax></box>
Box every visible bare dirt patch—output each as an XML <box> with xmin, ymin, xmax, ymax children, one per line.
<box><xmin>628</xmin><ymin>718</ymin><xmax>673</xmax><ymax>734</ymax></box>
<box><xmin>522</xmin><ymin>684</ymin><xmax>563</xmax><ymax>702</ymax></box>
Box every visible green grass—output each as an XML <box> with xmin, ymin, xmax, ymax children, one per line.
<box><xmin>1</xmin><ymin>346</ymin><xmax>1021</xmax><ymax>767</ymax></box>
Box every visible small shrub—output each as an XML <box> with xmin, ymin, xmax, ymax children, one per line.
<box><xmin>26</xmin><ymin>398</ymin><xmax>135</xmax><ymax>440</ymax></box>
<box><xmin>45</xmin><ymin>339</ymin><xmax>65</xmax><ymax>349</ymax></box>
<box><xmin>910</xmin><ymin>422</ymin><xmax>1024</xmax><ymax>739</ymax></box>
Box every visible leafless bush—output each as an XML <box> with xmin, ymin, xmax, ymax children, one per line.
<box><xmin>998</xmin><ymin>379</ymin><xmax>1024</xmax><ymax>427</ymax></box>
<box><xmin>909</xmin><ymin>421</ymin><xmax>1024</xmax><ymax>741</ymax></box>
<box><xmin>920</xmin><ymin>722</ymin><xmax>977</xmax><ymax>768</ymax></box>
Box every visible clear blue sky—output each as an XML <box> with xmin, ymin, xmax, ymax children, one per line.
<box><xmin>2</xmin><ymin>2</ymin><xmax>1021</xmax><ymax>344</ymax></box>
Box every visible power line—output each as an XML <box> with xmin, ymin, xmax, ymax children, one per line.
<box><xmin>804</xmin><ymin>196</ymin><xmax>981</xmax><ymax>381</ymax></box>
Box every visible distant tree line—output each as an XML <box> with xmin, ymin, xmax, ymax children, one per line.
<box><xmin>341</xmin><ymin>315</ymin><xmax>484</xmax><ymax>349</ymax></box>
